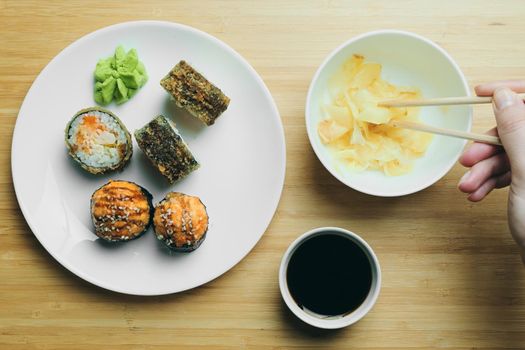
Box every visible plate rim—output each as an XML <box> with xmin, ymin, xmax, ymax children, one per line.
<box><xmin>11</xmin><ymin>20</ymin><xmax>286</xmax><ymax>295</ymax></box>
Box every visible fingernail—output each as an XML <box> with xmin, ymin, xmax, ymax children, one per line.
<box><xmin>493</xmin><ymin>88</ymin><xmax>517</xmax><ymax>111</ymax></box>
<box><xmin>459</xmin><ymin>171</ymin><xmax>471</xmax><ymax>186</ymax></box>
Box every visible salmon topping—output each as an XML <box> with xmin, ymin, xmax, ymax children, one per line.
<box><xmin>91</xmin><ymin>181</ymin><xmax>151</xmax><ymax>240</ymax></box>
<box><xmin>154</xmin><ymin>192</ymin><xmax>208</xmax><ymax>248</ymax></box>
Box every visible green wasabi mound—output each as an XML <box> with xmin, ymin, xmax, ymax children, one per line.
<box><xmin>94</xmin><ymin>45</ymin><xmax>148</xmax><ymax>105</ymax></box>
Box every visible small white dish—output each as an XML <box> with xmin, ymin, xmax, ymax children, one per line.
<box><xmin>279</xmin><ymin>227</ymin><xmax>381</xmax><ymax>329</ymax></box>
<box><xmin>305</xmin><ymin>30</ymin><xmax>472</xmax><ymax>197</ymax></box>
<box><xmin>11</xmin><ymin>21</ymin><xmax>286</xmax><ymax>295</ymax></box>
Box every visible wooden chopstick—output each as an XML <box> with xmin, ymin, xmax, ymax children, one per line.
<box><xmin>390</xmin><ymin>120</ymin><xmax>502</xmax><ymax>146</ymax></box>
<box><xmin>379</xmin><ymin>92</ymin><xmax>525</xmax><ymax>107</ymax></box>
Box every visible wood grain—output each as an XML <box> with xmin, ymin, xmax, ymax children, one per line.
<box><xmin>2</xmin><ymin>0</ymin><xmax>525</xmax><ymax>349</ymax></box>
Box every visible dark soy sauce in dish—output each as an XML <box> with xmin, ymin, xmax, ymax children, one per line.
<box><xmin>286</xmin><ymin>234</ymin><xmax>372</xmax><ymax>316</ymax></box>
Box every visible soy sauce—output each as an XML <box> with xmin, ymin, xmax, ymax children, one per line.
<box><xmin>286</xmin><ymin>234</ymin><xmax>372</xmax><ymax>316</ymax></box>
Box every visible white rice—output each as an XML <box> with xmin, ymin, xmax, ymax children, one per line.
<box><xmin>166</xmin><ymin>117</ymin><xmax>199</xmax><ymax>164</ymax></box>
<box><xmin>67</xmin><ymin>110</ymin><xmax>128</xmax><ymax>169</ymax></box>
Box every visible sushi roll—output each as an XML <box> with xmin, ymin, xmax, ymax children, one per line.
<box><xmin>134</xmin><ymin>115</ymin><xmax>199</xmax><ymax>183</ymax></box>
<box><xmin>153</xmin><ymin>192</ymin><xmax>209</xmax><ymax>252</ymax></box>
<box><xmin>65</xmin><ymin>107</ymin><xmax>132</xmax><ymax>174</ymax></box>
<box><xmin>90</xmin><ymin>180</ymin><xmax>153</xmax><ymax>242</ymax></box>
<box><xmin>160</xmin><ymin>60</ymin><xmax>230</xmax><ymax>126</ymax></box>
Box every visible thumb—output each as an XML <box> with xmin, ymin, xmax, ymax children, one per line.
<box><xmin>493</xmin><ymin>88</ymin><xmax>525</xmax><ymax>182</ymax></box>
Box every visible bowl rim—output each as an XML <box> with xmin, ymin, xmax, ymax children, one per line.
<box><xmin>278</xmin><ymin>226</ymin><xmax>382</xmax><ymax>329</ymax></box>
<box><xmin>305</xmin><ymin>29</ymin><xmax>472</xmax><ymax>197</ymax></box>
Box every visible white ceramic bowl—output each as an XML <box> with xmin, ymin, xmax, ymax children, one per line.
<box><xmin>279</xmin><ymin>227</ymin><xmax>381</xmax><ymax>329</ymax></box>
<box><xmin>305</xmin><ymin>30</ymin><xmax>472</xmax><ymax>197</ymax></box>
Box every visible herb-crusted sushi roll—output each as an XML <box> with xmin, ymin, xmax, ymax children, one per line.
<box><xmin>90</xmin><ymin>180</ymin><xmax>153</xmax><ymax>242</ymax></box>
<box><xmin>153</xmin><ymin>192</ymin><xmax>209</xmax><ymax>252</ymax></box>
<box><xmin>134</xmin><ymin>115</ymin><xmax>199</xmax><ymax>183</ymax></box>
<box><xmin>65</xmin><ymin>107</ymin><xmax>132</xmax><ymax>174</ymax></box>
<box><xmin>160</xmin><ymin>60</ymin><xmax>230</xmax><ymax>126</ymax></box>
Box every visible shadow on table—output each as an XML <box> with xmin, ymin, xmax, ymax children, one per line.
<box><xmin>306</xmin><ymin>148</ymin><xmax>409</xmax><ymax>213</ymax></box>
<box><xmin>278</xmin><ymin>298</ymin><xmax>345</xmax><ymax>339</ymax></box>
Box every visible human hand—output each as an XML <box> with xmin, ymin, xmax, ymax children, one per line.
<box><xmin>458</xmin><ymin>80</ymin><xmax>525</xmax><ymax>261</ymax></box>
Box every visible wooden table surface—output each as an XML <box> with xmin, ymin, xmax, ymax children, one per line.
<box><xmin>2</xmin><ymin>1</ymin><xmax>525</xmax><ymax>349</ymax></box>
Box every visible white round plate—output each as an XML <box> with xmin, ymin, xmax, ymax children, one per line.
<box><xmin>11</xmin><ymin>21</ymin><xmax>285</xmax><ymax>295</ymax></box>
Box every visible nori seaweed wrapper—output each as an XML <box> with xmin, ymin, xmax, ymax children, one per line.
<box><xmin>160</xmin><ymin>60</ymin><xmax>230</xmax><ymax>126</ymax></box>
<box><xmin>134</xmin><ymin>115</ymin><xmax>199</xmax><ymax>183</ymax></box>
